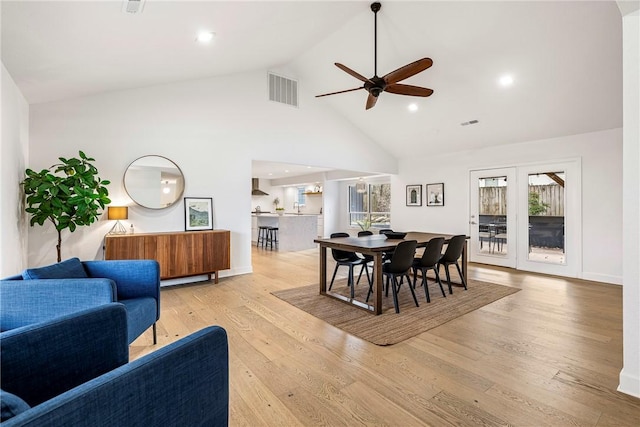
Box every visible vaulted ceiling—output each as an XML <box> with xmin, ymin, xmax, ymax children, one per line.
<box><xmin>1</xmin><ymin>1</ymin><xmax>624</xmax><ymax>165</ymax></box>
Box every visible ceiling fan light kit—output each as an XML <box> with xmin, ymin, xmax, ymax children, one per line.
<box><xmin>316</xmin><ymin>2</ymin><xmax>434</xmax><ymax>110</ymax></box>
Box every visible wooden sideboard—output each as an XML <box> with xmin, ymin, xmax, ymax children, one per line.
<box><xmin>105</xmin><ymin>230</ymin><xmax>230</xmax><ymax>283</ymax></box>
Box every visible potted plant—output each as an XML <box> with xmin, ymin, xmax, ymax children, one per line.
<box><xmin>273</xmin><ymin>197</ymin><xmax>285</xmax><ymax>215</ymax></box>
<box><xmin>22</xmin><ymin>151</ymin><xmax>111</xmax><ymax>262</ymax></box>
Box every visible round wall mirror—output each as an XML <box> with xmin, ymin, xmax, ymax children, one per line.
<box><xmin>124</xmin><ymin>155</ymin><xmax>185</xmax><ymax>209</ymax></box>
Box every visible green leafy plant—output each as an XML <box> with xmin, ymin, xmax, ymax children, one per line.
<box><xmin>528</xmin><ymin>192</ymin><xmax>550</xmax><ymax>216</ymax></box>
<box><xmin>356</xmin><ymin>217</ymin><xmax>372</xmax><ymax>231</ymax></box>
<box><xmin>22</xmin><ymin>151</ymin><xmax>111</xmax><ymax>262</ymax></box>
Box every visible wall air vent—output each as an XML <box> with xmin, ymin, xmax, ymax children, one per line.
<box><xmin>122</xmin><ymin>0</ymin><xmax>146</xmax><ymax>14</ymax></box>
<box><xmin>461</xmin><ymin>119</ymin><xmax>479</xmax><ymax>126</ymax></box>
<box><xmin>268</xmin><ymin>72</ymin><xmax>298</xmax><ymax>108</ymax></box>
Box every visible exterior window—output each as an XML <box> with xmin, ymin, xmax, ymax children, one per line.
<box><xmin>296</xmin><ymin>187</ymin><xmax>306</xmax><ymax>206</ymax></box>
<box><xmin>349</xmin><ymin>183</ymin><xmax>391</xmax><ymax>229</ymax></box>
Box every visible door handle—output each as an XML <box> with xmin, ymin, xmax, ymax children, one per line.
<box><xmin>469</xmin><ymin>221</ymin><xmax>477</xmax><ymax>225</ymax></box>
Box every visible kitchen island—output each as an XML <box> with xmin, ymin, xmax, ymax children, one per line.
<box><xmin>252</xmin><ymin>214</ymin><xmax>318</xmax><ymax>251</ymax></box>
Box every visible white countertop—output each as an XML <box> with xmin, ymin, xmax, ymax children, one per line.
<box><xmin>252</xmin><ymin>213</ymin><xmax>319</xmax><ymax>217</ymax></box>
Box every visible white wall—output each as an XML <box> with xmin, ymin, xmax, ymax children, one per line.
<box><xmin>1</xmin><ymin>63</ymin><xmax>29</xmax><ymax>277</ymax></box>
<box><xmin>393</xmin><ymin>128</ymin><xmax>623</xmax><ymax>285</ymax></box>
<box><xmin>620</xmin><ymin>7</ymin><xmax>640</xmax><ymax>398</ymax></box>
<box><xmin>26</xmin><ymin>69</ymin><xmax>397</xmax><ymax>276</ymax></box>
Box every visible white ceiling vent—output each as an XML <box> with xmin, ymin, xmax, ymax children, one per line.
<box><xmin>122</xmin><ymin>0</ymin><xmax>146</xmax><ymax>14</ymax></box>
<box><xmin>268</xmin><ymin>72</ymin><xmax>298</xmax><ymax>108</ymax></box>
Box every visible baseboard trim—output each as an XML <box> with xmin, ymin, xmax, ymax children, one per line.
<box><xmin>159</xmin><ymin>266</ymin><xmax>253</xmax><ymax>287</ymax></box>
<box><xmin>581</xmin><ymin>272</ymin><xmax>622</xmax><ymax>285</ymax></box>
<box><xmin>618</xmin><ymin>369</ymin><xmax>640</xmax><ymax>398</ymax></box>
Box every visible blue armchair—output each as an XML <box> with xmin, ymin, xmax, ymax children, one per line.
<box><xmin>0</xmin><ymin>303</ymin><xmax>229</xmax><ymax>426</ymax></box>
<box><xmin>0</xmin><ymin>258</ymin><xmax>160</xmax><ymax>344</ymax></box>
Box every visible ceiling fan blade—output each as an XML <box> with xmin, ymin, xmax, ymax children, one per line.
<box><xmin>316</xmin><ymin>87</ymin><xmax>364</xmax><ymax>98</ymax></box>
<box><xmin>335</xmin><ymin>63</ymin><xmax>372</xmax><ymax>83</ymax></box>
<box><xmin>383</xmin><ymin>58</ymin><xmax>433</xmax><ymax>85</ymax></box>
<box><xmin>365</xmin><ymin>93</ymin><xmax>378</xmax><ymax>110</ymax></box>
<box><xmin>385</xmin><ymin>83</ymin><xmax>434</xmax><ymax>97</ymax></box>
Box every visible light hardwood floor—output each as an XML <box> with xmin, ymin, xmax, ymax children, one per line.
<box><xmin>130</xmin><ymin>246</ymin><xmax>640</xmax><ymax>426</ymax></box>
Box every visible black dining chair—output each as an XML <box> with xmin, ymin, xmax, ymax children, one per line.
<box><xmin>329</xmin><ymin>232</ymin><xmax>368</xmax><ymax>299</ymax></box>
<box><xmin>356</xmin><ymin>230</ymin><xmax>374</xmax><ymax>286</ymax></box>
<box><xmin>437</xmin><ymin>235</ymin><xmax>468</xmax><ymax>294</ymax></box>
<box><xmin>411</xmin><ymin>237</ymin><xmax>446</xmax><ymax>303</ymax></box>
<box><xmin>377</xmin><ymin>229</ymin><xmax>394</xmax><ymax>262</ymax></box>
<box><xmin>368</xmin><ymin>240</ymin><xmax>419</xmax><ymax>313</ymax></box>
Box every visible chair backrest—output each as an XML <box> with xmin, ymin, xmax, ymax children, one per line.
<box><xmin>358</xmin><ymin>230</ymin><xmax>373</xmax><ymax>237</ymax></box>
<box><xmin>387</xmin><ymin>240</ymin><xmax>417</xmax><ymax>274</ymax></box>
<box><xmin>420</xmin><ymin>237</ymin><xmax>445</xmax><ymax>267</ymax></box>
<box><xmin>330</xmin><ymin>232</ymin><xmax>357</xmax><ymax>261</ymax></box>
<box><xmin>441</xmin><ymin>235</ymin><xmax>466</xmax><ymax>263</ymax></box>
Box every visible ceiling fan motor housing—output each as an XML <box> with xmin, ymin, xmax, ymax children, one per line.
<box><xmin>365</xmin><ymin>77</ymin><xmax>386</xmax><ymax>97</ymax></box>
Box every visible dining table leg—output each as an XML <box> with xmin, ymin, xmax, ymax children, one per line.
<box><xmin>319</xmin><ymin>244</ymin><xmax>327</xmax><ymax>295</ymax></box>
<box><xmin>462</xmin><ymin>240</ymin><xmax>468</xmax><ymax>280</ymax></box>
<box><xmin>373</xmin><ymin>253</ymin><xmax>383</xmax><ymax>314</ymax></box>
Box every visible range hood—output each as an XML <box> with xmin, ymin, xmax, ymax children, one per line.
<box><xmin>251</xmin><ymin>178</ymin><xmax>269</xmax><ymax>196</ymax></box>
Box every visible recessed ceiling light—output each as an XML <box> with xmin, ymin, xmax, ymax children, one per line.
<box><xmin>408</xmin><ymin>103</ymin><xmax>418</xmax><ymax>112</ymax></box>
<box><xmin>499</xmin><ymin>74</ymin><xmax>514</xmax><ymax>87</ymax></box>
<box><xmin>196</xmin><ymin>31</ymin><xmax>215</xmax><ymax>43</ymax></box>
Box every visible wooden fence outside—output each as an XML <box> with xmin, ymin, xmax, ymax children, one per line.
<box><xmin>479</xmin><ymin>185</ymin><xmax>564</xmax><ymax>216</ymax></box>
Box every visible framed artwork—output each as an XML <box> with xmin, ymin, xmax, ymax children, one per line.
<box><xmin>406</xmin><ymin>185</ymin><xmax>422</xmax><ymax>206</ymax></box>
<box><xmin>426</xmin><ymin>183</ymin><xmax>445</xmax><ymax>206</ymax></box>
<box><xmin>184</xmin><ymin>197</ymin><xmax>214</xmax><ymax>231</ymax></box>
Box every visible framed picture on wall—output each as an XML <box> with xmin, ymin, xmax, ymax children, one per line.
<box><xmin>184</xmin><ymin>197</ymin><xmax>214</xmax><ymax>231</ymax></box>
<box><xmin>406</xmin><ymin>185</ymin><xmax>422</xmax><ymax>206</ymax></box>
<box><xmin>426</xmin><ymin>183</ymin><xmax>445</xmax><ymax>206</ymax></box>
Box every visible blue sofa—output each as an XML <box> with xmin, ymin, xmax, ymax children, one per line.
<box><xmin>0</xmin><ymin>303</ymin><xmax>229</xmax><ymax>426</ymax></box>
<box><xmin>0</xmin><ymin>258</ymin><xmax>160</xmax><ymax>344</ymax></box>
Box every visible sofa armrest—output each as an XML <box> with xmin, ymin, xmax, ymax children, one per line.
<box><xmin>0</xmin><ymin>279</ymin><xmax>117</xmax><ymax>331</ymax></box>
<box><xmin>82</xmin><ymin>260</ymin><xmax>160</xmax><ymax>317</ymax></box>
<box><xmin>0</xmin><ymin>303</ymin><xmax>129</xmax><ymax>407</ymax></box>
<box><xmin>4</xmin><ymin>326</ymin><xmax>229</xmax><ymax>427</ymax></box>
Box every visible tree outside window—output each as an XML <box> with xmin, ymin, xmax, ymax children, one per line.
<box><xmin>349</xmin><ymin>183</ymin><xmax>391</xmax><ymax>229</ymax></box>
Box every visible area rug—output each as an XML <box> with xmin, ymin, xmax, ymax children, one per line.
<box><xmin>272</xmin><ymin>277</ymin><xmax>520</xmax><ymax>346</ymax></box>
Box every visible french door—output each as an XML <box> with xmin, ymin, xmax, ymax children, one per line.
<box><xmin>469</xmin><ymin>161</ymin><xmax>581</xmax><ymax>277</ymax></box>
<box><xmin>469</xmin><ymin>168</ymin><xmax>517</xmax><ymax>268</ymax></box>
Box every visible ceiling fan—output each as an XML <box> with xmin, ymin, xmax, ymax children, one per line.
<box><xmin>316</xmin><ymin>2</ymin><xmax>434</xmax><ymax>110</ymax></box>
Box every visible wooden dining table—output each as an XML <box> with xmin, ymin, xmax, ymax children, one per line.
<box><xmin>314</xmin><ymin>232</ymin><xmax>468</xmax><ymax>315</ymax></box>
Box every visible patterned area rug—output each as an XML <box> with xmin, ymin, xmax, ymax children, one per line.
<box><xmin>272</xmin><ymin>276</ymin><xmax>520</xmax><ymax>345</ymax></box>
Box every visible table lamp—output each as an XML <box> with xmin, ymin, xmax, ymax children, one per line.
<box><xmin>107</xmin><ymin>206</ymin><xmax>128</xmax><ymax>234</ymax></box>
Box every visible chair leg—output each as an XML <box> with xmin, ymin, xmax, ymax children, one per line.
<box><xmin>443</xmin><ymin>263</ymin><xmax>453</xmax><ymax>294</ymax></box>
<box><xmin>433</xmin><ymin>267</ymin><xmax>446</xmax><ymax>298</ymax></box>
<box><xmin>407</xmin><ymin>274</ymin><xmax>419</xmax><ymax>307</ymax></box>
<box><xmin>329</xmin><ymin>264</ymin><xmax>340</xmax><ymax>291</ymax></box>
<box><xmin>385</xmin><ymin>275</ymin><xmax>390</xmax><ymax>297</ymax></box>
<box><xmin>357</xmin><ymin>264</ymin><xmax>365</xmax><ymax>284</ymax></box>
<box><xmin>391</xmin><ymin>276</ymin><xmax>400</xmax><ymax>313</ymax></box>
<box><xmin>153</xmin><ymin>322</ymin><xmax>157</xmax><ymax>345</ymax></box>
<box><xmin>421</xmin><ymin>268</ymin><xmax>431</xmax><ymax>303</ymax></box>
<box><xmin>455</xmin><ymin>262</ymin><xmax>468</xmax><ymax>290</ymax></box>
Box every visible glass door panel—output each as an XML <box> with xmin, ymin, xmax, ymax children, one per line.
<box><xmin>517</xmin><ymin>160</ymin><xmax>580</xmax><ymax>277</ymax></box>
<box><xmin>527</xmin><ymin>171</ymin><xmax>565</xmax><ymax>264</ymax></box>
<box><xmin>470</xmin><ymin>168</ymin><xmax>517</xmax><ymax>268</ymax></box>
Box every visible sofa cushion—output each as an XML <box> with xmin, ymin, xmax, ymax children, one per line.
<box><xmin>119</xmin><ymin>298</ymin><xmax>157</xmax><ymax>344</ymax></box>
<box><xmin>22</xmin><ymin>258</ymin><xmax>88</xmax><ymax>280</ymax></box>
<box><xmin>0</xmin><ymin>389</ymin><xmax>30</xmax><ymax>421</ymax></box>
